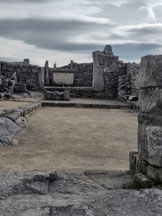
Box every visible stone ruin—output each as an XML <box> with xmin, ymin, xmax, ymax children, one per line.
<box><xmin>1</xmin><ymin>45</ymin><xmax>162</xmax><ymax>184</ymax></box>
<box><xmin>0</xmin><ymin>45</ymin><xmax>140</xmax><ymax>102</ymax></box>
<box><xmin>0</xmin><ymin>59</ymin><xmax>41</xmax><ymax>100</ymax></box>
<box><xmin>0</xmin><ymin>72</ymin><xmax>17</xmax><ymax>99</ymax></box>
<box><xmin>92</xmin><ymin>45</ymin><xmax>140</xmax><ymax>100</ymax></box>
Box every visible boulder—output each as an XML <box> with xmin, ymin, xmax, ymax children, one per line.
<box><xmin>0</xmin><ymin>117</ymin><xmax>21</xmax><ymax>147</ymax></box>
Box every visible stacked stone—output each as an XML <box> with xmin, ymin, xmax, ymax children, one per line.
<box><xmin>117</xmin><ymin>74</ymin><xmax>131</xmax><ymax>100</ymax></box>
<box><xmin>74</xmin><ymin>63</ymin><xmax>93</xmax><ymax>87</ymax></box>
<box><xmin>0</xmin><ymin>72</ymin><xmax>17</xmax><ymax>98</ymax></box>
<box><xmin>138</xmin><ymin>55</ymin><xmax>162</xmax><ymax>182</ymax></box>
<box><xmin>1</xmin><ymin>62</ymin><xmax>41</xmax><ymax>91</ymax></box>
<box><xmin>117</xmin><ymin>63</ymin><xmax>139</xmax><ymax>100</ymax></box>
<box><xmin>52</xmin><ymin>61</ymin><xmax>93</xmax><ymax>87</ymax></box>
<box><xmin>93</xmin><ymin>45</ymin><xmax>120</xmax><ymax>98</ymax></box>
<box><xmin>45</xmin><ymin>90</ymin><xmax>70</xmax><ymax>101</ymax></box>
<box><xmin>127</xmin><ymin>63</ymin><xmax>140</xmax><ymax>96</ymax></box>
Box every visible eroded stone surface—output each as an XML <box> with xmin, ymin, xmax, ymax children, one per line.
<box><xmin>0</xmin><ymin>171</ymin><xmax>162</xmax><ymax>216</ymax></box>
<box><xmin>0</xmin><ymin>117</ymin><xmax>21</xmax><ymax>146</ymax></box>
<box><xmin>139</xmin><ymin>55</ymin><xmax>162</xmax><ymax>88</ymax></box>
<box><xmin>138</xmin><ymin>55</ymin><xmax>162</xmax><ymax>181</ymax></box>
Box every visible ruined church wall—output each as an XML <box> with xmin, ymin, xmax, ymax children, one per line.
<box><xmin>0</xmin><ymin>62</ymin><xmax>41</xmax><ymax>91</ymax></box>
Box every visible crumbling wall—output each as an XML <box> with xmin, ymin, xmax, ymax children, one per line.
<box><xmin>93</xmin><ymin>45</ymin><xmax>120</xmax><ymax>98</ymax></box>
<box><xmin>93</xmin><ymin>45</ymin><xmax>140</xmax><ymax>100</ymax></box>
<box><xmin>118</xmin><ymin>63</ymin><xmax>140</xmax><ymax>100</ymax></box>
<box><xmin>127</xmin><ymin>63</ymin><xmax>140</xmax><ymax>96</ymax></box>
<box><xmin>0</xmin><ymin>61</ymin><xmax>41</xmax><ymax>91</ymax></box>
<box><xmin>137</xmin><ymin>55</ymin><xmax>162</xmax><ymax>182</ymax></box>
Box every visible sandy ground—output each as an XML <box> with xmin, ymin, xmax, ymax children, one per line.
<box><xmin>0</xmin><ymin>107</ymin><xmax>138</xmax><ymax>172</ymax></box>
<box><xmin>0</xmin><ymin>100</ymin><xmax>33</xmax><ymax>113</ymax></box>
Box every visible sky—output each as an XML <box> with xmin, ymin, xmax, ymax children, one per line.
<box><xmin>0</xmin><ymin>0</ymin><xmax>162</xmax><ymax>66</ymax></box>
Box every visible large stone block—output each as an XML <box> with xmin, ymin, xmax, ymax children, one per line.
<box><xmin>146</xmin><ymin>126</ymin><xmax>162</xmax><ymax>167</ymax></box>
<box><xmin>139</xmin><ymin>55</ymin><xmax>162</xmax><ymax>88</ymax></box>
<box><xmin>147</xmin><ymin>165</ymin><xmax>162</xmax><ymax>183</ymax></box>
<box><xmin>139</xmin><ymin>88</ymin><xmax>162</xmax><ymax>115</ymax></box>
<box><xmin>138</xmin><ymin>120</ymin><xmax>162</xmax><ymax>167</ymax></box>
<box><xmin>103</xmin><ymin>45</ymin><xmax>114</xmax><ymax>55</ymax></box>
<box><xmin>138</xmin><ymin>117</ymin><xmax>148</xmax><ymax>162</ymax></box>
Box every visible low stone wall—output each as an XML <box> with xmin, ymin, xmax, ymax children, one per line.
<box><xmin>0</xmin><ymin>102</ymin><xmax>42</xmax><ymax>147</ymax></box>
<box><xmin>0</xmin><ymin>61</ymin><xmax>41</xmax><ymax>91</ymax></box>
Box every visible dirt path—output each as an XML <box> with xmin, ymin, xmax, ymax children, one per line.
<box><xmin>0</xmin><ymin>107</ymin><xmax>138</xmax><ymax>171</ymax></box>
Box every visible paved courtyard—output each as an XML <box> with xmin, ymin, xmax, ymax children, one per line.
<box><xmin>0</xmin><ymin>107</ymin><xmax>137</xmax><ymax>171</ymax></box>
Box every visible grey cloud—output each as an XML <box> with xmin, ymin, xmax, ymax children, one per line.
<box><xmin>0</xmin><ymin>0</ymin><xmax>52</xmax><ymax>3</ymax></box>
<box><xmin>127</xmin><ymin>25</ymin><xmax>162</xmax><ymax>36</ymax></box>
<box><xmin>123</xmin><ymin>25</ymin><xmax>162</xmax><ymax>42</ymax></box>
<box><xmin>113</xmin><ymin>43</ymin><xmax>162</xmax><ymax>60</ymax></box>
<box><xmin>0</xmin><ymin>17</ymin><xmax>113</xmax><ymax>52</ymax></box>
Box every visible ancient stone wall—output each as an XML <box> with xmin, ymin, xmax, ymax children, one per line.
<box><xmin>73</xmin><ymin>63</ymin><xmax>93</xmax><ymax>87</ymax></box>
<box><xmin>118</xmin><ymin>63</ymin><xmax>140</xmax><ymax>100</ymax></box>
<box><xmin>0</xmin><ymin>61</ymin><xmax>41</xmax><ymax>91</ymax></box>
<box><xmin>49</xmin><ymin>62</ymin><xmax>93</xmax><ymax>87</ymax></box>
<box><xmin>93</xmin><ymin>45</ymin><xmax>120</xmax><ymax>98</ymax></box>
<box><xmin>93</xmin><ymin>45</ymin><xmax>140</xmax><ymax>99</ymax></box>
<box><xmin>138</xmin><ymin>55</ymin><xmax>162</xmax><ymax>182</ymax></box>
<box><xmin>0</xmin><ymin>45</ymin><xmax>140</xmax><ymax>99</ymax></box>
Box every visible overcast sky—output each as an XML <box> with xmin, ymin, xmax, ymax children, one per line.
<box><xmin>0</xmin><ymin>0</ymin><xmax>162</xmax><ymax>66</ymax></box>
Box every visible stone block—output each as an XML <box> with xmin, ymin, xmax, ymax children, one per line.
<box><xmin>139</xmin><ymin>88</ymin><xmax>162</xmax><ymax>115</ymax></box>
<box><xmin>133</xmin><ymin>173</ymin><xmax>154</xmax><ymax>188</ymax></box>
<box><xmin>139</xmin><ymin>121</ymin><xmax>162</xmax><ymax>167</ymax></box>
<box><xmin>6</xmin><ymin>111</ymin><xmax>21</xmax><ymax>122</ymax></box>
<box><xmin>146</xmin><ymin>126</ymin><xmax>162</xmax><ymax>167</ymax></box>
<box><xmin>0</xmin><ymin>93</ymin><xmax>4</xmax><ymax>98</ymax></box>
<box><xmin>138</xmin><ymin>118</ymin><xmax>148</xmax><ymax>162</ymax></box>
<box><xmin>63</xmin><ymin>90</ymin><xmax>70</xmax><ymax>101</ymax></box>
<box><xmin>103</xmin><ymin>45</ymin><xmax>114</xmax><ymax>55</ymax></box>
<box><xmin>147</xmin><ymin>165</ymin><xmax>162</xmax><ymax>183</ymax></box>
<box><xmin>129</xmin><ymin>151</ymin><xmax>139</xmax><ymax>174</ymax></box>
<box><xmin>139</xmin><ymin>55</ymin><xmax>162</xmax><ymax>88</ymax></box>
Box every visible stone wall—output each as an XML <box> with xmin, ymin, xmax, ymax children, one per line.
<box><xmin>73</xmin><ymin>63</ymin><xmax>93</xmax><ymax>87</ymax></box>
<box><xmin>0</xmin><ymin>61</ymin><xmax>41</xmax><ymax>91</ymax></box>
<box><xmin>49</xmin><ymin>62</ymin><xmax>93</xmax><ymax>87</ymax></box>
<box><xmin>93</xmin><ymin>45</ymin><xmax>140</xmax><ymax>100</ymax></box>
<box><xmin>0</xmin><ymin>45</ymin><xmax>140</xmax><ymax>99</ymax></box>
<box><xmin>118</xmin><ymin>63</ymin><xmax>140</xmax><ymax>100</ymax></box>
<box><xmin>137</xmin><ymin>55</ymin><xmax>162</xmax><ymax>182</ymax></box>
